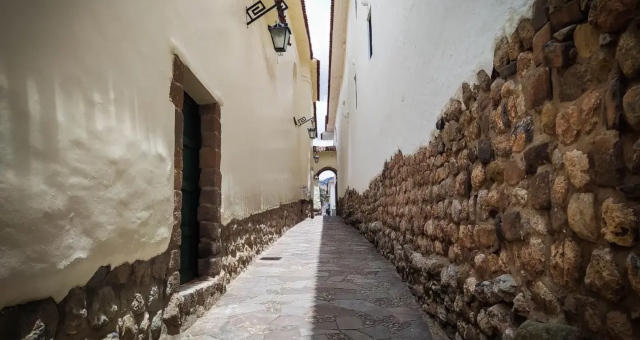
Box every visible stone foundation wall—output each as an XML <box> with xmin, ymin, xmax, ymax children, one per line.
<box><xmin>220</xmin><ymin>200</ymin><xmax>313</xmax><ymax>279</ymax></box>
<box><xmin>0</xmin><ymin>200</ymin><xmax>311</xmax><ymax>340</ymax></box>
<box><xmin>340</xmin><ymin>0</ymin><xmax>640</xmax><ymax>339</ymax></box>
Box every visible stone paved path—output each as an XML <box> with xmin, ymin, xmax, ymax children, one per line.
<box><xmin>182</xmin><ymin>217</ymin><xmax>434</xmax><ymax>340</ymax></box>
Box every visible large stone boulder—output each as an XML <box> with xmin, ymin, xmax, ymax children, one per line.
<box><xmin>515</xmin><ymin>321</ymin><xmax>579</xmax><ymax>340</ymax></box>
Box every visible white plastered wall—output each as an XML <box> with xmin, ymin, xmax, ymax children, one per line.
<box><xmin>0</xmin><ymin>0</ymin><xmax>314</xmax><ymax>309</ymax></box>
<box><xmin>333</xmin><ymin>0</ymin><xmax>534</xmax><ymax>194</ymax></box>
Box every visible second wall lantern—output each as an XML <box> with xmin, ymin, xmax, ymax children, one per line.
<box><xmin>268</xmin><ymin>23</ymin><xmax>292</xmax><ymax>53</ymax></box>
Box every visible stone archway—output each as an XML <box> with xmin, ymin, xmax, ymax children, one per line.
<box><xmin>314</xmin><ymin>167</ymin><xmax>338</xmax><ymax>216</ymax></box>
<box><xmin>314</xmin><ymin>166</ymin><xmax>337</xmax><ymax>179</ymax></box>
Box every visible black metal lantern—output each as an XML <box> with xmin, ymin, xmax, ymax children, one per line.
<box><xmin>268</xmin><ymin>23</ymin><xmax>292</xmax><ymax>53</ymax></box>
<box><xmin>307</xmin><ymin>127</ymin><xmax>316</xmax><ymax>139</ymax></box>
<box><xmin>313</xmin><ymin>153</ymin><xmax>320</xmax><ymax>163</ymax></box>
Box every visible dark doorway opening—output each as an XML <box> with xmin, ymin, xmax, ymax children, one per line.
<box><xmin>180</xmin><ymin>92</ymin><xmax>201</xmax><ymax>283</ymax></box>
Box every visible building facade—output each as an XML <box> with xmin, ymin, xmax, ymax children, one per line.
<box><xmin>0</xmin><ymin>0</ymin><xmax>318</xmax><ymax>338</ymax></box>
<box><xmin>329</xmin><ymin>0</ymin><xmax>640</xmax><ymax>338</ymax></box>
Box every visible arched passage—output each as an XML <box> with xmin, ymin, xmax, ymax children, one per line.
<box><xmin>314</xmin><ymin>167</ymin><xmax>337</xmax><ymax>178</ymax></box>
<box><xmin>314</xmin><ymin>167</ymin><xmax>338</xmax><ymax>216</ymax></box>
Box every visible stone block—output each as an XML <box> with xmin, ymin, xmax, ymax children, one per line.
<box><xmin>494</xmin><ymin>36</ymin><xmax>512</xmax><ymax>71</ymax></box>
<box><xmin>551</xmin><ymin>239</ymin><xmax>582</xmax><ymax>288</ymax></box>
<box><xmin>169</xmin><ymin>80</ymin><xmax>183</xmax><ymax>108</ymax></box>
<box><xmin>616</xmin><ymin>23</ymin><xmax>640</xmax><ymax>79</ymax></box>
<box><xmin>511</xmin><ymin>117</ymin><xmax>534</xmax><ymax>152</ymax></box>
<box><xmin>563</xmin><ymin>149</ymin><xmax>590</xmax><ymax>188</ymax></box>
<box><xmin>627</xmin><ymin>252</ymin><xmax>640</xmax><ymax>296</ymax></box>
<box><xmin>0</xmin><ymin>298</ymin><xmax>59</xmax><ymax>340</ymax></box>
<box><xmin>523</xmin><ymin>142</ymin><xmax>551</xmax><ymax>175</ymax></box>
<box><xmin>515</xmin><ymin>320</ymin><xmax>579</xmax><ymax>340</ymax></box>
<box><xmin>132</xmin><ymin>260</ymin><xmax>151</xmax><ymax>286</ymax></box>
<box><xmin>529</xmin><ymin>171</ymin><xmax>551</xmax><ymax>209</ymax></box>
<box><xmin>588</xmin><ymin>0</ymin><xmax>638</xmax><ymax>33</ymax></box>
<box><xmin>197</xmin><ymin>204</ymin><xmax>220</xmax><ymax>223</ymax></box>
<box><xmin>518</xmin><ymin>19</ymin><xmax>535</xmax><ymax>50</ymax></box>
<box><xmin>61</xmin><ymin>288</ymin><xmax>88</xmax><ymax>335</ymax></box>
<box><xmin>553</xmin><ymin>24</ymin><xmax>577</xmax><ymax>41</ymax></box>
<box><xmin>532</xmin><ymin>0</ymin><xmax>550</xmax><ymax>31</ymax></box>
<box><xmin>476</xmin><ymin>70</ymin><xmax>491</xmax><ymax>92</ymax></box>
<box><xmin>542</xmin><ymin>102</ymin><xmax>557</xmax><ymax>135</ymax></box>
<box><xmin>197</xmin><ymin>240</ymin><xmax>222</xmax><ymax>258</ymax></box>
<box><xmin>477</xmin><ymin>139</ymin><xmax>494</xmax><ymax>164</ymax></box>
<box><xmin>168</xmin><ymin>251</ymin><xmax>180</xmax><ymax>273</ymax></box>
<box><xmin>117</xmin><ymin>313</ymin><xmax>138</xmax><ymax>340</ymax></box>
<box><xmin>151</xmin><ymin>253</ymin><xmax>168</xmax><ymax>280</ymax></box>
<box><xmin>199</xmin><ymin>222</ymin><xmax>222</xmax><ymax>240</ymax></box>
<box><xmin>165</xmin><ymin>272</ymin><xmax>180</xmax><ymax>297</ymax></box>
<box><xmin>533</xmin><ymin>23</ymin><xmax>553</xmax><ymax>65</ymax></box>
<box><xmin>606</xmin><ymin>311</ymin><xmax>634</xmax><ymax>340</ymax></box>
<box><xmin>543</xmin><ymin>41</ymin><xmax>574</xmax><ymax>68</ymax></box>
<box><xmin>517</xmin><ymin>51</ymin><xmax>536</xmax><ymax>79</ymax></box>
<box><xmin>560</xmin><ymin>64</ymin><xmax>591</xmax><ymax>102</ymax></box>
<box><xmin>199</xmin><ymin>147</ymin><xmax>219</xmax><ymax>169</ymax></box>
<box><xmin>605</xmin><ymin>68</ymin><xmax>625</xmax><ymax>129</ymax></box>
<box><xmin>199</xmin><ymin>168</ymin><xmax>220</xmax><ymax>188</ymax></box>
<box><xmin>623</xmin><ymin>85</ymin><xmax>640</xmax><ymax>131</ymax></box>
<box><xmin>199</xmin><ymin>188</ymin><xmax>221</xmax><ymax>207</ymax></box>
<box><xmin>471</xmin><ymin>164</ymin><xmax>486</xmax><ymax>190</ymax></box>
<box><xmin>585</xmin><ymin>247</ymin><xmax>624</xmax><ymax>302</ymax></box>
<box><xmin>500</xmin><ymin>211</ymin><xmax>525</xmax><ymax>241</ymax></box>
<box><xmin>493</xmin><ymin>134</ymin><xmax>513</xmax><ymax>157</ymax></box>
<box><xmin>163</xmin><ymin>295</ymin><xmax>181</xmax><ymax>335</ymax></box>
<box><xmin>174</xmin><ymin>108</ymin><xmax>183</xmax><ymax>148</ymax></box>
<box><xmin>549</xmin><ymin>0</ymin><xmax>585</xmax><ymax>31</ymax></box>
<box><xmin>198</xmin><ymin>258</ymin><xmax>222</xmax><ymax>277</ymax></box>
<box><xmin>474</xmin><ymin>224</ymin><xmax>499</xmax><ymax>250</ymax></box>
<box><xmin>601</xmin><ymin>198</ymin><xmax>637</xmax><ymax>247</ymax></box>
<box><xmin>593</xmin><ymin>131</ymin><xmax>624</xmax><ymax>186</ymax></box>
<box><xmin>574</xmin><ymin>23</ymin><xmax>601</xmax><ymax>58</ymax></box>
<box><xmin>518</xmin><ymin>237</ymin><xmax>546</xmax><ymax>275</ymax></box>
<box><xmin>568</xmin><ymin>193</ymin><xmax>598</xmax><ymax>242</ymax></box>
<box><xmin>486</xmin><ymin>162</ymin><xmax>504</xmax><ymax>183</ymax></box>
<box><xmin>531</xmin><ymin>281</ymin><xmax>562</xmax><ymax>314</ymax></box>
<box><xmin>107</xmin><ymin>263</ymin><xmax>132</xmax><ymax>285</ymax></box>
<box><xmin>504</xmin><ymin>161</ymin><xmax>525</xmax><ymax>186</ymax></box>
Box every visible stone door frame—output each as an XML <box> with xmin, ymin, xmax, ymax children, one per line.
<box><xmin>169</xmin><ymin>54</ymin><xmax>223</xmax><ymax>284</ymax></box>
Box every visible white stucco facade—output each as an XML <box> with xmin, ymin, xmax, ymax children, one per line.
<box><xmin>328</xmin><ymin>0</ymin><xmax>535</xmax><ymax>196</ymax></box>
<box><xmin>0</xmin><ymin>0</ymin><xmax>317</xmax><ymax>309</ymax></box>
<box><xmin>328</xmin><ymin>177</ymin><xmax>337</xmax><ymax>215</ymax></box>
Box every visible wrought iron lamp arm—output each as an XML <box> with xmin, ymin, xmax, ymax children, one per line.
<box><xmin>246</xmin><ymin>0</ymin><xmax>289</xmax><ymax>26</ymax></box>
<box><xmin>293</xmin><ymin>116</ymin><xmax>316</xmax><ymax>127</ymax></box>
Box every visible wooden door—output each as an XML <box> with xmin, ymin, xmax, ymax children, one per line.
<box><xmin>180</xmin><ymin>93</ymin><xmax>201</xmax><ymax>283</ymax></box>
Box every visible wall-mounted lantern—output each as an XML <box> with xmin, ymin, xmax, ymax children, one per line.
<box><xmin>308</xmin><ymin>127</ymin><xmax>317</xmax><ymax>140</ymax></box>
<box><xmin>294</xmin><ymin>116</ymin><xmax>317</xmax><ymax>140</ymax></box>
<box><xmin>313</xmin><ymin>152</ymin><xmax>320</xmax><ymax>164</ymax></box>
<box><xmin>246</xmin><ymin>0</ymin><xmax>291</xmax><ymax>53</ymax></box>
<box><xmin>268</xmin><ymin>23</ymin><xmax>292</xmax><ymax>53</ymax></box>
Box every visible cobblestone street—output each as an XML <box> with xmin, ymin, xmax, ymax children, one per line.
<box><xmin>182</xmin><ymin>217</ymin><xmax>435</xmax><ymax>340</ymax></box>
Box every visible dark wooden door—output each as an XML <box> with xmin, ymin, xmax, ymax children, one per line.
<box><xmin>180</xmin><ymin>93</ymin><xmax>201</xmax><ymax>283</ymax></box>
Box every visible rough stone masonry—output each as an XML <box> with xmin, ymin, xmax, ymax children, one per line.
<box><xmin>340</xmin><ymin>0</ymin><xmax>640</xmax><ymax>339</ymax></box>
<box><xmin>0</xmin><ymin>200</ymin><xmax>311</xmax><ymax>340</ymax></box>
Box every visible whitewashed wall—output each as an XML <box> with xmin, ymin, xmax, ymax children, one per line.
<box><xmin>0</xmin><ymin>0</ymin><xmax>315</xmax><ymax>309</ymax></box>
<box><xmin>333</xmin><ymin>0</ymin><xmax>535</xmax><ymax>195</ymax></box>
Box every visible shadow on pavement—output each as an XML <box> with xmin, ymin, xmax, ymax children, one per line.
<box><xmin>181</xmin><ymin>216</ymin><xmax>434</xmax><ymax>339</ymax></box>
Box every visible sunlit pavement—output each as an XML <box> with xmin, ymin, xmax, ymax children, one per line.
<box><xmin>182</xmin><ymin>216</ymin><xmax>434</xmax><ymax>340</ymax></box>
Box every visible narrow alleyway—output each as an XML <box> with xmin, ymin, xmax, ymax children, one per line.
<box><xmin>182</xmin><ymin>217</ymin><xmax>435</xmax><ymax>340</ymax></box>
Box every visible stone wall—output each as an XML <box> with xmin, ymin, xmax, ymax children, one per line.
<box><xmin>0</xmin><ymin>200</ymin><xmax>311</xmax><ymax>340</ymax></box>
<box><xmin>340</xmin><ymin>0</ymin><xmax>640</xmax><ymax>339</ymax></box>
